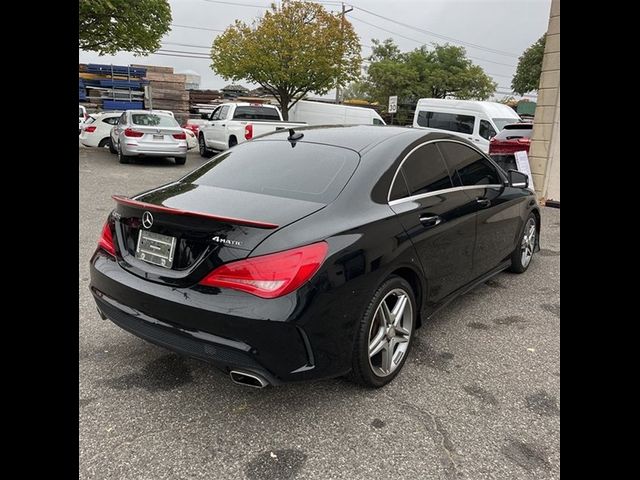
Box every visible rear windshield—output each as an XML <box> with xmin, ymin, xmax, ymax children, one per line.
<box><xmin>180</xmin><ymin>140</ymin><xmax>359</xmax><ymax>203</ymax></box>
<box><xmin>492</xmin><ymin>117</ymin><xmax>520</xmax><ymax>131</ymax></box>
<box><xmin>233</xmin><ymin>106</ymin><xmax>281</xmax><ymax>121</ymax></box>
<box><xmin>131</xmin><ymin>114</ymin><xmax>179</xmax><ymax>127</ymax></box>
<box><xmin>494</xmin><ymin>123</ymin><xmax>533</xmax><ymax>140</ymax></box>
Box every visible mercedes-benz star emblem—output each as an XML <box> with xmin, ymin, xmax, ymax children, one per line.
<box><xmin>142</xmin><ymin>211</ymin><xmax>154</xmax><ymax>229</ymax></box>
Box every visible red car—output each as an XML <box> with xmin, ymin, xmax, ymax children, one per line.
<box><xmin>489</xmin><ymin>122</ymin><xmax>533</xmax><ymax>172</ymax></box>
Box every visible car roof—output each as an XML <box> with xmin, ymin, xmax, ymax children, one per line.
<box><xmin>253</xmin><ymin>125</ymin><xmax>423</xmax><ymax>152</ymax></box>
<box><xmin>126</xmin><ymin>110</ymin><xmax>174</xmax><ymax>116</ymax></box>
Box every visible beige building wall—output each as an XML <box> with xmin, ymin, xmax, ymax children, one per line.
<box><xmin>529</xmin><ymin>0</ymin><xmax>560</xmax><ymax>203</ymax></box>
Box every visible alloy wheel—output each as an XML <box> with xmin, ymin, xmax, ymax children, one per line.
<box><xmin>521</xmin><ymin>217</ymin><xmax>536</xmax><ymax>268</ymax></box>
<box><xmin>368</xmin><ymin>288</ymin><xmax>413</xmax><ymax>377</ymax></box>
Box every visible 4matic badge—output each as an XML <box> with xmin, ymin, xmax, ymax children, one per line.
<box><xmin>212</xmin><ymin>235</ymin><xmax>243</xmax><ymax>247</ymax></box>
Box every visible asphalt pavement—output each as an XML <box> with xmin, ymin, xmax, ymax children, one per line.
<box><xmin>79</xmin><ymin>144</ymin><xmax>560</xmax><ymax>480</ymax></box>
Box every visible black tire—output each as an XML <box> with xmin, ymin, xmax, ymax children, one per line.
<box><xmin>108</xmin><ymin>138</ymin><xmax>117</xmax><ymax>154</ymax></box>
<box><xmin>229</xmin><ymin>136</ymin><xmax>238</xmax><ymax>148</ymax></box>
<box><xmin>199</xmin><ymin>134</ymin><xmax>213</xmax><ymax>158</ymax></box>
<box><xmin>98</xmin><ymin>138</ymin><xmax>111</xmax><ymax>149</ymax></box>
<box><xmin>348</xmin><ymin>275</ymin><xmax>417</xmax><ymax>388</ymax></box>
<box><xmin>118</xmin><ymin>144</ymin><xmax>130</xmax><ymax>164</ymax></box>
<box><xmin>508</xmin><ymin>213</ymin><xmax>537</xmax><ymax>273</ymax></box>
<box><xmin>175</xmin><ymin>156</ymin><xmax>186</xmax><ymax>165</ymax></box>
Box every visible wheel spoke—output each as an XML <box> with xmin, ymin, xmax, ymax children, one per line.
<box><xmin>396</xmin><ymin>325</ymin><xmax>411</xmax><ymax>336</ymax></box>
<box><xmin>369</xmin><ymin>329</ymin><xmax>386</xmax><ymax>357</ymax></box>
<box><xmin>391</xmin><ymin>295</ymin><xmax>408</xmax><ymax>327</ymax></box>
<box><xmin>380</xmin><ymin>300</ymin><xmax>392</xmax><ymax>327</ymax></box>
<box><xmin>380</xmin><ymin>340</ymin><xmax>394</xmax><ymax>373</ymax></box>
<box><xmin>395</xmin><ymin>334</ymin><xmax>409</xmax><ymax>344</ymax></box>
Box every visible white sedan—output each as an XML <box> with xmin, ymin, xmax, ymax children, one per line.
<box><xmin>80</xmin><ymin>112</ymin><xmax>122</xmax><ymax>148</ymax></box>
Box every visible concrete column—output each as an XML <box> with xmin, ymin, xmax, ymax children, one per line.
<box><xmin>529</xmin><ymin>0</ymin><xmax>560</xmax><ymax>203</ymax></box>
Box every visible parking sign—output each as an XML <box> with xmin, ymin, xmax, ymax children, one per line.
<box><xmin>388</xmin><ymin>96</ymin><xmax>398</xmax><ymax>113</ymax></box>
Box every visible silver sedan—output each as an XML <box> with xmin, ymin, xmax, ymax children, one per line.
<box><xmin>110</xmin><ymin>110</ymin><xmax>188</xmax><ymax>165</ymax></box>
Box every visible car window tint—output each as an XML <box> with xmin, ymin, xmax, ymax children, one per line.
<box><xmin>131</xmin><ymin>114</ymin><xmax>179</xmax><ymax>127</ymax></box>
<box><xmin>233</xmin><ymin>106</ymin><xmax>281</xmax><ymax>120</ymax></box>
<box><xmin>416</xmin><ymin>111</ymin><xmax>475</xmax><ymax>134</ymax></box>
<box><xmin>389</xmin><ymin>171</ymin><xmax>410</xmax><ymax>201</ymax></box>
<box><xmin>180</xmin><ymin>141</ymin><xmax>359</xmax><ymax>204</ymax></box>
<box><xmin>102</xmin><ymin>117</ymin><xmax>118</xmax><ymax>125</ymax></box>
<box><xmin>479</xmin><ymin>120</ymin><xmax>496</xmax><ymax>140</ymax></box>
<box><xmin>438</xmin><ymin>142</ymin><xmax>501</xmax><ymax>186</ymax></box>
<box><xmin>400</xmin><ymin>143</ymin><xmax>452</xmax><ymax>196</ymax></box>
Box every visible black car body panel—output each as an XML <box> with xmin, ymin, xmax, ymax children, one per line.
<box><xmin>90</xmin><ymin>125</ymin><xmax>540</xmax><ymax>385</ymax></box>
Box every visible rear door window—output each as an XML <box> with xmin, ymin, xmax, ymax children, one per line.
<box><xmin>400</xmin><ymin>143</ymin><xmax>453</xmax><ymax>196</ymax></box>
<box><xmin>180</xmin><ymin>140</ymin><xmax>360</xmax><ymax>204</ymax></box>
<box><xmin>438</xmin><ymin>142</ymin><xmax>502</xmax><ymax>186</ymax></box>
<box><xmin>233</xmin><ymin>106</ymin><xmax>281</xmax><ymax>120</ymax></box>
<box><xmin>416</xmin><ymin>111</ymin><xmax>475</xmax><ymax>134</ymax></box>
<box><xmin>102</xmin><ymin>116</ymin><xmax>119</xmax><ymax>125</ymax></box>
<box><xmin>218</xmin><ymin>106</ymin><xmax>230</xmax><ymax>120</ymax></box>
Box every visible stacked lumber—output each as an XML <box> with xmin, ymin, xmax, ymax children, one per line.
<box><xmin>79</xmin><ymin>63</ymin><xmax>147</xmax><ymax>111</ymax></box>
<box><xmin>140</xmin><ymin>66</ymin><xmax>189</xmax><ymax>125</ymax></box>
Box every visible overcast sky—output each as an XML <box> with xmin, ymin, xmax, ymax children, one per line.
<box><xmin>78</xmin><ymin>0</ymin><xmax>552</xmax><ymax>99</ymax></box>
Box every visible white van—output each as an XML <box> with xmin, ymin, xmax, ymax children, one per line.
<box><xmin>412</xmin><ymin>98</ymin><xmax>521</xmax><ymax>153</ymax></box>
<box><xmin>288</xmin><ymin>100</ymin><xmax>386</xmax><ymax>126</ymax></box>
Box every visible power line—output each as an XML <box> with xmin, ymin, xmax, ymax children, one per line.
<box><xmin>171</xmin><ymin>24</ymin><xmax>224</xmax><ymax>32</ymax></box>
<box><xmin>350</xmin><ymin>2</ymin><xmax>519</xmax><ymax>58</ymax></box>
<box><xmin>164</xmin><ymin>41</ymin><xmax>212</xmax><ymax>49</ymax></box>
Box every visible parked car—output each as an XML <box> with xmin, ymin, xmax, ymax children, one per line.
<box><xmin>90</xmin><ymin>125</ymin><xmax>540</xmax><ymax>389</ymax></box>
<box><xmin>489</xmin><ymin>122</ymin><xmax>533</xmax><ymax>172</ymax></box>
<box><xmin>109</xmin><ymin>110</ymin><xmax>188</xmax><ymax>165</ymax></box>
<box><xmin>412</xmin><ymin>98</ymin><xmax>521</xmax><ymax>153</ymax></box>
<box><xmin>182</xmin><ymin>118</ymin><xmax>207</xmax><ymax>136</ymax></box>
<box><xmin>198</xmin><ymin>102</ymin><xmax>305</xmax><ymax>156</ymax></box>
<box><xmin>183</xmin><ymin>128</ymin><xmax>197</xmax><ymax>150</ymax></box>
<box><xmin>288</xmin><ymin>100</ymin><xmax>385</xmax><ymax>126</ymax></box>
<box><xmin>79</xmin><ymin>104</ymin><xmax>88</xmax><ymax>134</ymax></box>
<box><xmin>79</xmin><ymin>112</ymin><xmax>122</xmax><ymax>148</ymax></box>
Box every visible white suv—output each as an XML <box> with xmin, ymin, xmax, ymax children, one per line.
<box><xmin>79</xmin><ymin>112</ymin><xmax>122</xmax><ymax>148</ymax></box>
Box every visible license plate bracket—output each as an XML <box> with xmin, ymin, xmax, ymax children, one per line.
<box><xmin>153</xmin><ymin>134</ymin><xmax>164</xmax><ymax>140</ymax></box>
<box><xmin>135</xmin><ymin>230</ymin><xmax>176</xmax><ymax>269</ymax></box>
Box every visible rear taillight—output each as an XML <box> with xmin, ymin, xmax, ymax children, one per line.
<box><xmin>124</xmin><ymin>128</ymin><xmax>144</xmax><ymax>138</ymax></box>
<box><xmin>517</xmin><ymin>138</ymin><xmax>531</xmax><ymax>144</ymax></box>
<box><xmin>244</xmin><ymin>124</ymin><xmax>253</xmax><ymax>140</ymax></box>
<box><xmin>98</xmin><ymin>221</ymin><xmax>116</xmax><ymax>256</ymax></box>
<box><xmin>85</xmin><ymin>125</ymin><xmax>97</xmax><ymax>133</ymax></box>
<box><xmin>173</xmin><ymin>132</ymin><xmax>187</xmax><ymax>140</ymax></box>
<box><xmin>199</xmin><ymin>242</ymin><xmax>328</xmax><ymax>298</ymax></box>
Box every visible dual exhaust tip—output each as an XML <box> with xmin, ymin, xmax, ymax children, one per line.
<box><xmin>230</xmin><ymin>370</ymin><xmax>269</xmax><ymax>389</ymax></box>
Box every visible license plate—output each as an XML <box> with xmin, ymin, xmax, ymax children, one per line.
<box><xmin>135</xmin><ymin>230</ymin><xmax>176</xmax><ymax>269</ymax></box>
<box><xmin>153</xmin><ymin>134</ymin><xmax>164</xmax><ymax>140</ymax></box>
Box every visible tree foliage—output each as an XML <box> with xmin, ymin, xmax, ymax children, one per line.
<box><xmin>357</xmin><ymin>39</ymin><xmax>496</xmax><ymax>123</ymax></box>
<box><xmin>79</xmin><ymin>0</ymin><xmax>172</xmax><ymax>55</ymax></box>
<box><xmin>511</xmin><ymin>35</ymin><xmax>546</xmax><ymax>95</ymax></box>
<box><xmin>210</xmin><ymin>0</ymin><xmax>361</xmax><ymax>119</ymax></box>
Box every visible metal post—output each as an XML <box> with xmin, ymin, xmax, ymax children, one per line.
<box><xmin>335</xmin><ymin>2</ymin><xmax>353</xmax><ymax>104</ymax></box>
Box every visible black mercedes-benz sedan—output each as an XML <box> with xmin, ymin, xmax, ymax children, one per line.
<box><xmin>90</xmin><ymin>125</ymin><xmax>540</xmax><ymax>388</ymax></box>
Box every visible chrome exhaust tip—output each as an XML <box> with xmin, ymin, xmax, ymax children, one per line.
<box><xmin>230</xmin><ymin>370</ymin><xmax>269</xmax><ymax>388</ymax></box>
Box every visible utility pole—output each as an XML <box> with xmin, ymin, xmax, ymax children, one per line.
<box><xmin>335</xmin><ymin>2</ymin><xmax>353</xmax><ymax>104</ymax></box>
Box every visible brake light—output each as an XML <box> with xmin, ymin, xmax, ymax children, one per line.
<box><xmin>517</xmin><ymin>137</ymin><xmax>531</xmax><ymax>144</ymax></box>
<box><xmin>124</xmin><ymin>128</ymin><xmax>143</xmax><ymax>138</ymax></box>
<box><xmin>199</xmin><ymin>242</ymin><xmax>328</xmax><ymax>298</ymax></box>
<box><xmin>98</xmin><ymin>221</ymin><xmax>116</xmax><ymax>256</ymax></box>
<box><xmin>85</xmin><ymin>125</ymin><xmax>97</xmax><ymax>133</ymax></box>
<box><xmin>173</xmin><ymin>132</ymin><xmax>187</xmax><ymax>139</ymax></box>
<box><xmin>244</xmin><ymin>124</ymin><xmax>253</xmax><ymax>140</ymax></box>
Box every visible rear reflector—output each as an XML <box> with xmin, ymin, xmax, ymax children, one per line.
<box><xmin>173</xmin><ymin>132</ymin><xmax>187</xmax><ymax>140</ymax></box>
<box><xmin>111</xmin><ymin>195</ymin><xmax>279</xmax><ymax>229</ymax></box>
<box><xmin>199</xmin><ymin>242</ymin><xmax>328</xmax><ymax>298</ymax></box>
<box><xmin>85</xmin><ymin>125</ymin><xmax>97</xmax><ymax>133</ymax></box>
<box><xmin>244</xmin><ymin>124</ymin><xmax>253</xmax><ymax>140</ymax></box>
<box><xmin>98</xmin><ymin>221</ymin><xmax>116</xmax><ymax>256</ymax></box>
<box><xmin>124</xmin><ymin>128</ymin><xmax>143</xmax><ymax>138</ymax></box>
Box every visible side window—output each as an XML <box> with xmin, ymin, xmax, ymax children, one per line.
<box><xmin>438</xmin><ymin>142</ymin><xmax>501</xmax><ymax>186</ymax></box>
<box><xmin>118</xmin><ymin>113</ymin><xmax>126</xmax><ymax>125</ymax></box>
<box><xmin>210</xmin><ymin>107</ymin><xmax>221</xmax><ymax>121</ymax></box>
<box><xmin>218</xmin><ymin>106</ymin><xmax>230</xmax><ymax>120</ymax></box>
<box><xmin>389</xmin><ymin>171</ymin><xmax>410</xmax><ymax>201</ymax></box>
<box><xmin>373</xmin><ymin>118</ymin><xmax>384</xmax><ymax>125</ymax></box>
<box><xmin>400</xmin><ymin>143</ymin><xmax>453</xmax><ymax>196</ymax></box>
<box><xmin>416</xmin><ymin>111</ymin><xmax>475</xmax><ymax>134</ymax></box>
<box><xmin>102</xmin><ymin>117</ymin><xmax>118</xmax><ymax>125</ymax></box>
<box><xmin>479</xmin><ymin>120</ymin><xmax>496</xmax><ymax>140</ymax></box>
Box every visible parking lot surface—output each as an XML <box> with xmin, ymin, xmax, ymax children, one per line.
<box><xmin>80</xmin><ymin>145</ymin><xmax>560</xmax><ymax>480</ymax></box>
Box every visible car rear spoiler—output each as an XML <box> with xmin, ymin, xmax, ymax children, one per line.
<box><xmin>111</xmin><ymin>195</ymin><xmax>279</xmax><ymax>229</ymax></box>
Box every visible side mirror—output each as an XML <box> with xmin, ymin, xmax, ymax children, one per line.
<box><xmin>508</xmin><ymin>169</ymin><xmax>529</xmax><ymax>188</ymax></box>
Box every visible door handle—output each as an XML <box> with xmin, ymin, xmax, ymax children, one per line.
<box><xmin>221</xmin><ymin>124</ymin><xmax>225</xmax><ymax>127</ymax></box>
<box><xmin>476</xmin><ymin>198</ymin><xmax>491</xmax><ymax>208</ymax></box>
<box><xmin>419</xmin><ymin>215</ymin><xmax>442</xmax><ymax>227</ymax></box>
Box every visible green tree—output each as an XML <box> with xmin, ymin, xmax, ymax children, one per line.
<box><xmin>79</xmin><ymin>0</ymin><xmax>172</xmax><ymax>55</ymax></box>
<box><xmin>210</xmin><ymin>0</ymin><xmax>361</xmax><ymax>120</ymax></box>
<box><xmin>511</xmin><ymin>35</ymin><xmax>546</xmax><ymax>95</ymax></box>
<box><xmin>342</xmin><ymin>81</ymin><xmax>370</xmax><ymax>101</ymax></box>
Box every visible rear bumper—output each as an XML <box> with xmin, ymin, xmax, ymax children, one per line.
<box><xmin>89</xmin><ymin>252</ymin><xmax>356</xmax><ymax>383</ymax></box>
<box><xmin>121</xmin><ymin>141</ymin><xmax>187</xmax><ymax>157</ymax></box>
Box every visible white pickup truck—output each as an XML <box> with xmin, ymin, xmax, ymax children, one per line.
<box><xmin>198</xmin><ymin>102</ymin><xmax>305</xmax><ymax>157</ymax></box>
